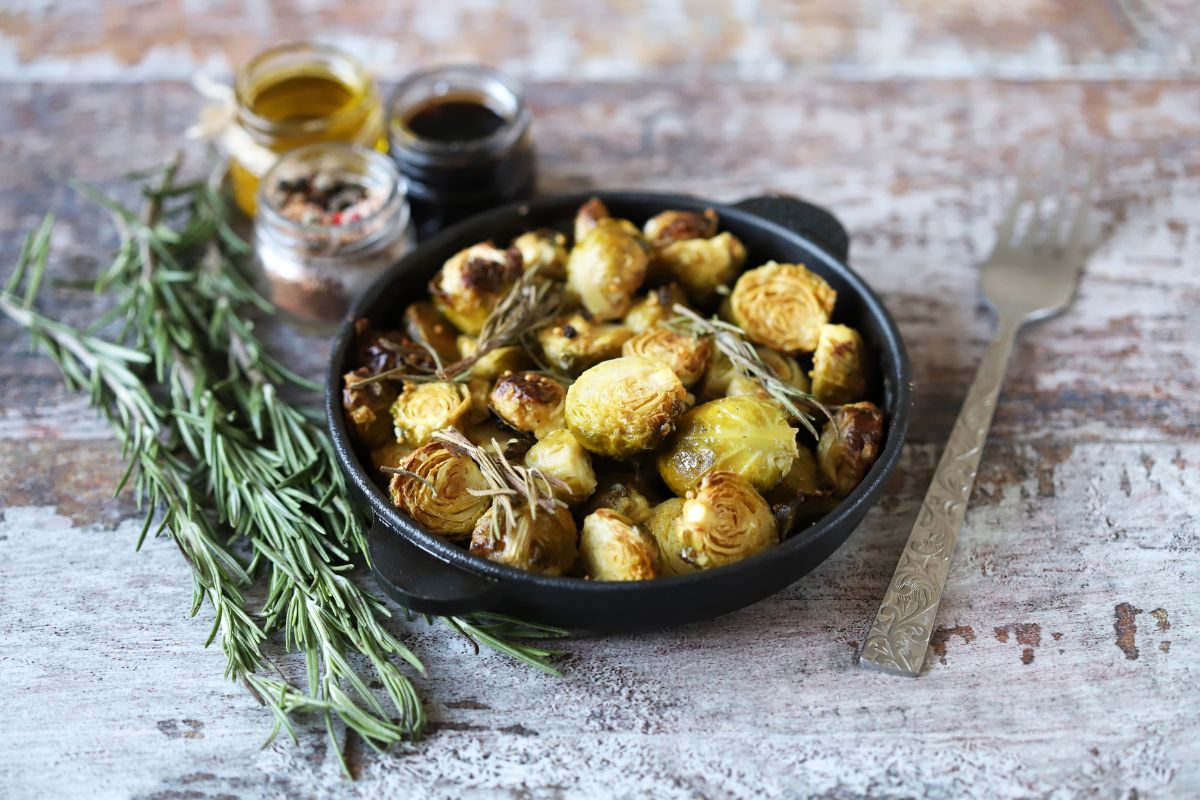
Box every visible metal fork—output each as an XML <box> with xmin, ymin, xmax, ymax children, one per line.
<box><xmin>859</xmin><ymin>158</ymin><xmax>1097</xmax><ymax>677</ymax></box>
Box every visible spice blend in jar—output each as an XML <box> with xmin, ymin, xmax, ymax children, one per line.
<box><xmin>255</xmin><ymin>143</ymin><xmax>413</xmax><ymax>324</ymax></box>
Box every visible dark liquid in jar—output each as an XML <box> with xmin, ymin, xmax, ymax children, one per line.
<box><xmin>404</xmin><ymin>96</ymin><xmax>507</xmax><ymax>143</ymax></box>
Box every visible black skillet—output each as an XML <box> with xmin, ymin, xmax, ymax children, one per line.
<box><xmin>326</xmin><ymin>192</ymin><xmax>911</xmax><ymax>632</ymax></box>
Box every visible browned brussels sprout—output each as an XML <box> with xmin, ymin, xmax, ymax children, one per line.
<box><xmin>388</xmin><ymin>442</ymin><xmax>492</xmax><ymax>538</ymax></box>
<box><xmin>817</xmin><ymin>401</ymin><xmax>884</xmax><ymax>495</ymax></box>
<box><xmin>621</xmin><ymin>326</ymin><xmax>713</xmax><ymax>388</ymax></box>
<box><xmin>624</xmin><ymin>283</ymin><xmax>688</xmax><ymax>334</ymax></box>
<box><xmin>524</xmin><ymin>429</ymin><xmax>597</xmax><ymax>503</ymax></box>
<box><xmin>469</xmin><ymin>502</ymin><xmax>578</xmax><ymax>575</ymax></box>
<box><xmin>403</xmin><ymin>301</ymin><xmax>460</xmax><ymax>364</ymax></box>
<box><xmin>567</xmin><ymin>219</ymin><xmax>649</xmax><ymax>320</ymax></box>
<box><xmin>342</xmin><ymin>367</ymin><xmax>399</xmax><ymax>446</ymax></box>
<box><xmin>537</xmin><ymin>312</ymin><xmax>634</xmax><ymax>376</ymax></box>
<box><xmin>653</xmin><ymin>232</ymin><xmax>747</xmax><ymax>304</ymax></box>
<box><xmin>565</xmin><ymin>356</ymin><xmax>687</xmax><ymax>458</ymax></box>
<box><xmin>809</xmin><ymin>324</ymin><xmax>869</xmax><ymax>405</ymax></box>
<box><xmin>728</xmin><ymin>261</ymin><xmax>836</xmax><ymax>354</ymax></box>
<box><xmin>642</xmin><ymin>208</ymin><xmax>719</xmax><ymax>247</ymax></box>
<box><xmin>389</xmin><ymin>380</ymin><xmax>474</xmax><ymax>446</ymax></box>
<box><xmin>429</xmin><ymin>242</ymin><xmax>523</xmax><ymax>335</ymax></box>
<box><xmin>579</xmin><ymin>509</ymin><xmax>661</xmax><ymax>581</ymax></box>
<box><xmin>671</xmin><ymin>471</ymin><xmax>778</xmax><ymax>569</ymax></box>
<box><xmin>489</xmin><ymin>371</ymin><xmax>567</xmax><ymax>438</ymax></box>
<box><xmin>513</xmin><ymin>229</ymin><xmax>569</xmax><ymax>280</ymax></box>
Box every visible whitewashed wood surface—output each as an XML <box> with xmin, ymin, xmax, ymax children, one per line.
<box><xmin>1</xmin><ymin>2</ymin><xmax>1199</xmax><ymax>798</ymax></box>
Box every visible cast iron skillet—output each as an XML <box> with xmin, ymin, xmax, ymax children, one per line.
<box><xmin>326</xmin><ymin>192</ymin><xmax>911</xmax><ymax>632</ymax></box>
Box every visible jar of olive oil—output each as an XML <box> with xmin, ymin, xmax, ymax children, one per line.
<box><xmin>228</xmin><ymin>43</ymin><xmax>385</xmax><ymax>217</ymax></box>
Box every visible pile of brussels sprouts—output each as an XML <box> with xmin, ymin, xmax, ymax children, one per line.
<box><xmin>342</xmin><ymin>199</ymin><xmax>884</xmax><ymax>581</ymax></box>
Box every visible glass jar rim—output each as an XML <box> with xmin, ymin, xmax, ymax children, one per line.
<box><xmin>235</xmin><ymin>42</ymin><xmax>377</xmax><ymax>139</ymax></box>
<box><xmin>387</xmin><ymin>64</ymin><xmax>530</xmax><ymax>162</ymax></box>
<box><xmin>256</xmin><ymin>143</ymin><xmax>409</xmax><ymax>247</ymax></box>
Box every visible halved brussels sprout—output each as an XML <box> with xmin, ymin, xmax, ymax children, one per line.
<box><xmin>513</xmin><ymin>229</ymin><xmax>569</xmax><ymax>280</ymax></box>
<box><xmin>524</xmin><ymin>429</ymin><xmax>597</xmax><ymax>504</ymax></box>
<box><xmin>656</xmin><ymin>395</ymin><xmax>798</xmax><ymax>495</ymax></box>
<box><xmin>729</xmin><ymin>261</ymin><xmax>836</xmax><ymax>354</ymax></box>
<box><xmin>565</xmin><ymin>356</ymin><xmax>687</xmax><ymax>458</ymax></box>
<box><xmin>566</xmin><ymin>220</ymin><xmax>649</xmax><ymax>320</ymax></box>
<box><xmin>456</xmin><ymin>336</ymin><xmax>531</xmax><ymax>382</ymax></box>
<box><xmin>817</xmin><ymin>401</ymin><xmax>884</xmax><ymax>496</ymax></box>
<box><xmin>464</xmin><ymin>418</ymin><xmax>523</xmax><ymax>452</ymax></box>
<box><xmin>342</xmin><ymin>368</ymin><xmax>399</xmax><ymax>446</ymax></box>
<box><xmin>489</xmin><ymin>371</ymin><xmax>567</xmax><ymax>438</ymax></box>
<box><xmin>621</xmin><ymin>326</ymin><xmax>713</xmax><ymax>387</ymax></box>
<box><xmin>653</xmin><ymin>232</ymin><xmax>747</xmax><ymax>304</ymax></box>
<box><xmin>809</xmin><ymin>324</ymin><xmax>868</xmax><ymax>405</ymax></box>
<box><xmin>388</xmin><ymin>442</ymin><xmax>492</xmax><ymax>538</ymax></box>
<box><xmin>390</xmin><ymin>380</ymin><xmax>474</xmax><ymax>446</ymax></box>
<box><xmin>698</xmin><ymin>346</ymin><xmax>808</xmax><ymax>403</ymax></box>
<box><xmin>429</xmin><ymin>242</ymin><xmax>523</xmax><ymax>335</ymax></box>
<box><xmin>537</xmin><ymin>312</ymin><xmax>634</xmax><ymax>375</ymax></box>
<box><xmin>645</xmin><ymin>497</ymin><xmax>693</xmax><ymax>575</ymax></box>
<box><xmin>671</xmin><ymin>471</ymin><xmax>778</xmax><ymax>569</ymax></box>
<box><xmin>403</xmin><ymin>301</ymin><xmax>460</xmax><ymax>364</ymax></box>
<box><xmin>579</xmin><ymin>509</ymin><xmax>660</xmax><ymax>581</ymax></box>
<box><xmin>624</xmin><ymin>283</ymin><xmax>687</xmax><ymax>334</ymax></box>
<box><xmin>469</xmin><ymin>502</ymin><xmax>578</xmax><ymax>575</ymax></box>
<box><xmin>642</xmin><ymin>208</ymin><xmax>718</xmax><ymax>248</ymax></box>
<box><xmin>586</xmin><ymin>480</ymin><xmax>653</xmax><ymax>524</ymax></box>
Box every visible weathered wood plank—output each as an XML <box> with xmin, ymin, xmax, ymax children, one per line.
<box><xmin>1</xmin><ymin>64</ymin><xmax>1199</xmax><ymax>800</ymax></box>
<box><xmin>2</xmin><ymin>0</ymin><xmax>1197</xmax><ymax>81</ymax></box>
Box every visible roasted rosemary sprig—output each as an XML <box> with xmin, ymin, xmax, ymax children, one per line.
<box><xmin>433</xmin><ymin>427</ymin><xmax>567</xmax><ymax>543</ymax></box>
<box><xmin>0</xmin><ymin>162</ymin><xmax>567</xmax><ymax>773</ymax></box>
<box><xmin>357</xmin><ymin>265</ymin><xmax>564</xmax><ymax>387</ymax></box>
<box><xmin>668</xmin><ymin>304</ymin><xmax>833</xmax><ymax>438</ymax></box>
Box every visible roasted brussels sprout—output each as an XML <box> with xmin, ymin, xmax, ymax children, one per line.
<box><xmin>671</xmin><ymin>471</ymin><xmax>778</xmax><ymax>569</ymax></box>
<box><xmin>469</xmin><ymin>502</ymin><xmax>578</xmax><ymax>575</ymax></box>
<box><xmin>624</xmin><ymin>283</ymin><xmax>687</xmax><ymax>334</ymax></box>
<box><xmin>579</xmin><ymin>509</ymin><xmax>660</xmax><ymax>581</ymax></box>
<box><xmin>698</xmin><ymin>346</ymin><xmax>808</xmax><ymax>403</ymax></box>
<box><xmin>621</xmin><ymin>326</ymin><xmax>713</xmax><ymax>387</ymax></box>
<box><xmin>565</xmin><ymin>356</ymin><xmax>687</xmax><ymax>458</ymax></box>
<box><xmin>574</xmin><ymin>197</ymin><xmax>610</xmax><ymax>243</ymax></box>
<box><xmin>645</xmin><ymin>497</ymin><xmax>693</xmax><ymax>575</ymax></box>
<box><xmin>390</xmin><ymin>380</ymin><xmax>474</xmax><ymax>446</ymax></box>
<box><xmin>586</xmin><ymin>480</ymin><xmax>653</xmax><ymax>524</ymax></box>
<box><xmin>809</xmin><ymin>324</ymin><xmax>869</xmax><ymax>405</ymax></box>
<box><xmin>456</xmin><ymin>336</ymin><xmax>531</xmax><ymax>381</ymax></box>
<box><xmin>642</xmin><ymin>208</ymin><xmax>719</xmax><ymax>247</ymax></box>
<box><xmin>464</xmin><ymin>418</ymin><xmax>522</xmax><ymax>452</ymax></box>
<box><xmin>513</xmin><ymin>229</ymin><xmax>569</xmax><ymax>280</ymax></box>
<box><xmin>656</xmin><ymin>395</ymin><xmax>797</xmax><ymax>495</ymax></box>
<box><xmin>388</xmin><ymin>442</ymin><xmax>492</xmax><ymax>538</ymax></box>
<box><xmin>537</xmin><ymin>312</ymin><xmax>634</xmax><ymax>375</ymax></box>
<box><xmin>817</xmin><ymin>401</ymin><xmax>884</xmax><ymax>496</ymax></box>
<box><xmin>653</xmin><ymin>232</ymin><xmax>747</xmax><ymax>304</ymax></box>
<box><xmin>429</xmin><ymin>242</ymin><xmax>523</xmax><ymax>335</ymax></box>
<box><xmin>729</xmin><ymin>262</ymin><xmax>836</xmax><ymax>354</ymax></box>
<box><xmin>489</xmin><ymin>371</ymin><xmax>567</xmax><ymax>438</ymax></box>
<box><xmin>342</xmin><ymin>368</ymin><xmax>399</xmax><ymax>446</ymax></box>
<box><xmin>524</xmin><ymin>429</ymin><xmax>597</xmax><ymax>503</ymax></box>
<box><xmin>403</xmin><ymin>301</ymin><xmax>460</xmax><ymax>363</ymax></box>
<box><xmin>567</xmin><ymin>220</ymin><xmax>649</xmax><ymax>320</ymax></box>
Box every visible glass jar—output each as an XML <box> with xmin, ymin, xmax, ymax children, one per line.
<box><xmin>229</xmin><ymin>42</ymin><xmax>385</xmax><ymax>217</ymax></box>
<box><xmin>255</xmin><ymin>144</ymin><xmax>414</xmax><ymax>326</ymax></box>
<box><xmin>387</xmin><ymin>65</ymin><xmax>536</xmax><ymax>239</ymax></box>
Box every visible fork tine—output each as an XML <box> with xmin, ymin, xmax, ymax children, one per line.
<box><xmin>1045</xmin><ymin>150</ymin><xmax>1079</xmax><ymax>244</ymax></box>
<box><xmin>992</xmin><ymin>155</ymin><xmax>1034</xmax><ymax>251</ymax></box>
<box><xmin>1064</xmin><ymin>158</ymin><xmax>1098</xmax><ymax>256</ymax></box>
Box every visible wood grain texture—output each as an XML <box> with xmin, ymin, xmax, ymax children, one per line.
<box><xmin>2</xmin><ymin>2</ymin><xmax>1200</xmax><ymax>797</ymax></box>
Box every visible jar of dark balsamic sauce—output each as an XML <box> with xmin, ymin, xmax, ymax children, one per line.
<box><xmin>387</xmin><ymin>65</ymin><xmax>535</xmax><ymax>239</ymax></box>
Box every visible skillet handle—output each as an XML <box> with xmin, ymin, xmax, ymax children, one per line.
<box><xmin>368</xmin><ymin>515</ymin><xmax>499</xmax><ymax>616</ymax></box>
<box><xmin>733</xmin><ymin>194</ymin><xmax>850</xmax><ymax>263</ymax></box>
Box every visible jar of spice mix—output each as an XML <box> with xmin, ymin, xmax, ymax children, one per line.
<box><xmin>255</xmin><ymin>143</ymin><xmax>414</xmax><ymax>325</ymax></box>
<box><xmin>387</xmin><ymin>65</ymin><xmax>536</xmax><ymax>238</ymax></box>
<box><xmin>229</xmin><ymin>43</ymin><xmax>386</xmax><ymax>217</ymax></box>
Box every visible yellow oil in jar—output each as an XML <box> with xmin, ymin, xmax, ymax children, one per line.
<box><xmin>229</xmin><ymin>45</ymin><xmax>385</xmax><ymax>217</ymax></box>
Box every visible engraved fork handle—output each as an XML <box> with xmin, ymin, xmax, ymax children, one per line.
<box><xmin>859</xmin><ymin>318</ymin><xmax>1021</xmax><ymax>676</ymax></box>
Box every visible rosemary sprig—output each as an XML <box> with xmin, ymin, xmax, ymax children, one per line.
<box><xmin>668</xmin><ymin>304</ymin><xmax>833</xmax><ymax>438</ymax></box>
<box><xmin>1</xmin><ymin>163</ymin><xmax>568</xmax><ymax>774</ymax></box>
<box><xmin>432</xmin><ymin>427</ymin><xmax>567</xmax><ymax>543</ymax></box>
<box><xmin>356</xmin><ymin>264</ymin><xmax>564</xmax><ymax>387</ymax></box>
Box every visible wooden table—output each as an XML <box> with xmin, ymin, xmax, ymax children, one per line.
<box><xmin>2</xmin><ymin>2</ymin><xmax>1198</xmax><ymax>797</ymax></box>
